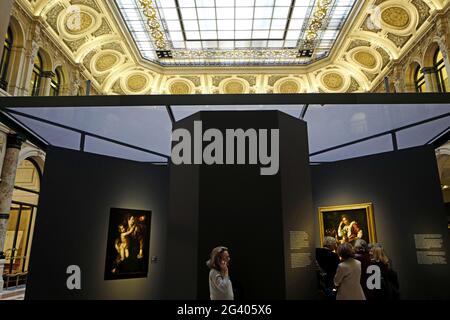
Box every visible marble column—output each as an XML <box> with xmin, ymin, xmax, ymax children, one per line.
<box><xmin>0</xmin><ymin>134</ymin><xmax>25</xmax><ymax>260</ymax></box>
<box><xmin>436</xmin><ymin>16</ymin><xmax>450</xmax><ymax>91</ymax></box>
<box><xmin>422</xmin><ymin>67</ymin><xmax>440</xmax><ymax>92</ymax></box>
<box><xmin>0</xmin><ymin>258</ymin><xmax>5</xmax><ymax>294</ymax></box>
<box><xmin>40</xmin><ymin>71</ymin><xmax>54</xmax><ymax>96</ymax></box>
<box><xmin>0</xmin><ymin>0</ymin><xmax>14</xmax><ymax>62</ymax></box>
<box><xmin>8</xmin><ymin>46</ymin><xmax>26</xmax><ymax>96</ymax></box>
<box><xmin>19</xmin><ymin>40</ymin><xmax>40</xmax><ymax>96</ymax></box>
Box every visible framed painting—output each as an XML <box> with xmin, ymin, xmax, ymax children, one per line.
<box><xmin>104</xmin><ymin>208</ymin><xmax>151</xmax><ymax>280</ymax></box>
<box><xmin>318</xmin><ymin>203</ymin><xmax>376</xmax><ymax>247</ymax></box>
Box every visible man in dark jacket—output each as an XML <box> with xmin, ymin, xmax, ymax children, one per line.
<box><xmin>316</xmin><ymin>236</ymin><xmax>340</xmax><ymax>300</ymax></box>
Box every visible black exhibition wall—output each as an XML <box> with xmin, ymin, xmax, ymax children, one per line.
<box><xmin>166</xmin><ymin>111</ymin><xmax>316</xmax><ymax>300</ymax></box>
<box><xmin>164</xmin><ymin>112</ymin><xmax>201</xmax><ymax>299</ymax></box>
<box><xmin>311</xmin><ymin>146</ymin><xmax>450</xmax><ymax>299</ymax></box>
<box><xmin>25</xmin><ymin>147</ymin><xmax>169</xmax><ymax>300</ymax></box>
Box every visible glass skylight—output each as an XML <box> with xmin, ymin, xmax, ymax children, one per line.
<box><xmin>6</xmin><ymin>103</ymin><xmax>449</xmax><ymax>163</ymax></box>
<box><xmin>115</xmin><ymin>0</ymin><xmax>358</xmax><ymax>66</ymax></box>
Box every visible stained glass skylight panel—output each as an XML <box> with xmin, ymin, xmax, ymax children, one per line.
<box><xmin>115</xmin><ymin>0</ymin><xmax>359</xmax><ymax>66</ymax></box>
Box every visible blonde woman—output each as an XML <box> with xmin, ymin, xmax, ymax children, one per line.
<box><xmin>206</xmin><ymin>246</ymin><xmax>234</xmax><ymax>300</ymax></box>
<box><xmin>370</xmin><ymin>247</ymin><xmax>400</xmax><ymax>300</ymax></box>
<box><xmin>334</xmin><ymin>243</ymin><xmax>366</xmax><ymax>300</ymax></box>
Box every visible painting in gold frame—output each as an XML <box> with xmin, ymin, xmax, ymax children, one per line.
<box><xmin>318</xmin><ymin>203</ymin><xmax>376</xmax><ymax>247</ymax></box>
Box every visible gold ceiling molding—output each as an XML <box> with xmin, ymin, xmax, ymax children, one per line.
<box><xmin>268</xmin><ymin>75</ymin><xmax>287</xmax><ymax>87</ymax></box>
<box><xmin>362</xmin><ymin>69</ymin><xmax>379</xmax><ymax>82</ymax></box>
<box><xmin>346</xmin><ymin>77</ymin><xmax>361</xmax><ymax>93</ymax></box>
<box><xmin>411</xmin><ymin>0</ymin><xmax>431</xmax><ymax>29</ymax></box>
<box><xmin>375</xmin><ymin>46</ymin><xmax>391</xmax><ymax>70</ymax></box>
<box><xmin>322</xmin><ymin>72</ymin><xmax>345</xmax><ymax>91</ymax></box>
<box><xmin>65</xmin><ymin>11</ymin><xmax>93</xmax><ymax>34</ymax></box>
<box><xmin>361</xmin><ymin>15</ymin><xmax>382</xmax><ymax>33</ymax></box>
<box><xmin>94</xmin><ymin>53</ymin><xmax>120</xmax><ymax>73</ymax></box>
<box><xmin>304</xmin><ymin>0</ymin><xmax>334</xmax><ymax>49</ymax></box>
<box><xmin>180</xmin><ymin>76</ymin><xmax>201</xmax><ymax>87</ymax></box>
<box><xmin>127</xmin><ymin>74</ymin><xmax>148</xmax><ymax>92</ymax></box>
<box><xmin>381</xmin><ymin>6</ymin><xmax>411</xmax><ymax>29</ymax></box>
<box><xmin>94</xmin><ymin>74</ymin><xmax>107</xmax><ymax>84</ymax></box>
<box><xmin>55</xmin><ymin>4</ymin><xmax>104</xmax><ymax>40</ymax></box>
<box><xmin>347</xmin><ymin>39</ymin><xmax>372</xmax><ymax>51</ymax></box>
<box><xmin>92</xmin><ymin>18</ymin><xmax>113</xmax><ymax>37</ymax></box>
<box><xmin>387</xmin><ymin>33</ymin><xmax>413</xmax><ymax>48</ymax></box>
<box><xmin>173</xmin><ymin>49</ymin><xmax>298</xmax><ymax>60</ymax></box>
<box><xmin>118</xmin><ymin>71</ymin><xmax>154</xmax><ymax>94</ymax></box>
<box><xmin>137</xmin><ymin>0</ymin><xmax>167</xmax><ymax>50</ymax></box>
<box><xmin>71</xmin><ymin>0</ymin><xmax>102</xmax><ymax>14</ymax></box>
<box><xmin>112</xmin><ymin>79</ymin><xmax>125</xmax><ymax>95</ymax></box>
<box><xmin>45</xmin><ymin>3</ymin><xmax>65</xmax><ymax>35</ymax></box>
<box><xmin>276</xmin><ymin>79</ymin><xmax>302</xmax><ymax>94</ymax></box>
<box><xmin>224</xmin><ymin>81</ymin><xmax>245</xmax><ymax>94</ymax></box>
<box><xmin>237</xmin><ymin>76</ymin><xmax>257</xmax><ymax>87</ymax></box>
<box><xmin>11</xmin><ymin>0</ymin><xmax>448</xmax><ymax>95</ymax></box>
<box><xmin>168</xmin><ymin>79</ymin><xmax>194</xmax><ymax>95</ymax></box>
<box><xmin>82</xmin><ymin>49</ymin><xmax>98</xmax><ymax>72</ymax></box>
<box><xmin>101</xmin><ymin>43</ymin><xmax>125</xmax><ymax>54</ymax></box>
<box><xmin>219</xmin><ymin>78</ymin><xmax>250</xmax><ymax>95</ymax></box>
<box><xmin>212</xmin><ymin>76</ymin><xmax>231</xmax><ymax>88</ymax></box>
<box><xmin>354</xmin><ymin>51</ymin><xmax>378</xmax><ymax>68</ymax></box>
<box><xmin>63</xmin><ymin>38</ymin><xmax>87</xmax><ymax>53</ymax></box>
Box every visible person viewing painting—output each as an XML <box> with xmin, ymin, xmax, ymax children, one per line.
<box><xmin>316</xmin><ymin>236</ymin><xmax>340</xmax><ymax>300</ymax></box>
<box><xmin>369</xmin><ymin>246</ymin><xmax>400</xmax><ymax>300</ymax></box>
<box><xmin>354</xmin><ymin>239</ymin><xmax>371</xmax><ymax>299</ymax></box>
<box><xmin>334</xmin><ymin>243</ymin><xmax>366</xmax><ymax>300</ymax></box>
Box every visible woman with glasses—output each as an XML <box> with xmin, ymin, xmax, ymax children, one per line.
<box><xmin>206</xmin><ymin>246</ymin><xmax>234</xmax><ymax>300</ymax></box>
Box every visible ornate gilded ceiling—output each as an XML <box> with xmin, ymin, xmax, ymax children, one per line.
<box><xmin>115</xmin><ymin>0</ymin><xmax>358</xmax><ymax>66</ymax></box>
<box><xmin>17</xmin><ymin>0</ymin><xmax>450</xmax><ymax>95</ymax></box>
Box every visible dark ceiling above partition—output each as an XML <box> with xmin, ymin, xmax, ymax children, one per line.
<box><xmin>0</xmin><ymin>95</ymin><xmax>449</xmax><ymax>163</ymax></box>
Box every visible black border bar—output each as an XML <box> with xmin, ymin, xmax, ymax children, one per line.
<box><xmin>1</xmin><ymin>93</ymin><xmax>450</xmax><ymax>108</ymax></box>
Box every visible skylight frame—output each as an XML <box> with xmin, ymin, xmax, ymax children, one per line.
<box><xmin>114</xmin><ymin>0</ymin><xmax>359</xmax><ymax>66</ymax></box>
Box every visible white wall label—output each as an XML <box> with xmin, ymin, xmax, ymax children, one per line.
<box><xmin>290</xmin><ymin>231</ymin><xmax>309</xmax><ymax>250</ymax></box>
<box><xmin>414</xmin><ymin>234</ymin><xmax>447</xmax><ymax>265</ymax></box>
<box><xmin>414</xmin><ymin>234</ymin><xmax>444</xmax><ymax>250</ymax></box>
<box><xmin>291</xmin><ymin>253</ymin><xmax>311</xmax><ymax>269</ymax></box>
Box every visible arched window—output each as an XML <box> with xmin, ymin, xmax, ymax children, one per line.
<box><xmin>29</xmin><ymin>53</ymin><xmax>42</xmax><ymax>96</ymax></box>
<box><xmin>6</xmin><ymin>159</ymin><xmax>41</xmax><ymax>277</ymax></box>
<box><xmin>50</xmin><ymin>68</ymin><xmax>61</xmax><ymax>96</ymax></box>
<box><xmin>434</xmin><ymin>49</ymin><xmax>449</xmax><ymax>93</ymax></box>
<box><xmin>0</xmin><ymin>27</ymin><xmax>13</xmax><ymax>91</ymax></box>
<box><xmin>414</xmin><ymin>66</ymin><xmax>426</xmax><ymax>93</ymax></box>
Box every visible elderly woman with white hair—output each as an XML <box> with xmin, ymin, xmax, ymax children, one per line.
<box><xmin>354</xmin><ymin>239</ymin><xmax>371</xmax><ymax>299</ymax></box>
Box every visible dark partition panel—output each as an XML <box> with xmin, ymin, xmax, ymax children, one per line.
<box><xmin>164</xmin><ymin>113</ymin><xmax>201</xmax><ymax>299</ymax></box>
<box><xmin>26</xmin><ymin>147</ymin><xmax>169</xmax><ymax>300</ymax></box>
<box><xmin>166</xmin><ymin>111</ymin><xmax>316</xmax><ymax>300</ymax></box>
<box><xmin>311</xmin><ymin>146</ymin><xmax>450</xmax><ymax>299</ymax></box>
